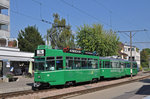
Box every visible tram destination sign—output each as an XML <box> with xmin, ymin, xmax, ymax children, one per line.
<box><xmin>84</xmin><ymin>51</ymin><xmax>93</xmax><ymax>55</ymax></box>
<box><xmin>69</xmin><ymin>49</ymin><xmax>82</xmax><ymax>54</ymax></box>
<box><xmin>63</xmin><ymin>47</ymin><xmax>82</xmax><ymax>54</ymax></box>
<box><xmin>36</xmin><ymin>49</ymin><xmax>45</xmax><ymax>56</ymax></box>
<box><xmin>63</xmin><ymin>47</ymin><xmax>97</xmax><ymax>55</ymax></box>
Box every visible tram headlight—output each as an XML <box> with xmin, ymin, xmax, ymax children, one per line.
<box><xmin>38</xmin><ymin>76</ymin><xmax>41</xmax><ymax>78</ymax></box>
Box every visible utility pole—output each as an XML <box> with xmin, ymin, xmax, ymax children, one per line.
<box><xmin>117</xmin><ymin>29</ymin><xmax>147</xmax><ymax>79</ymax></box>
<box><xmin>130</xmin><ymin>31</ymin><xmax>132</xmax><ymax>78</ymax></box>
<box><xmin>148</xmin><ymin>55</ymin><xmax>150</xmax><ymax>69</ymax></box>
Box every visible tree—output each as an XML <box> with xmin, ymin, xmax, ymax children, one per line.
<box><xmin>47</xmin><ymin>13</ymin><xmax>75</xmax><ymax>49</ymax></box>
<box><xmin>18</xmin><ymin>25</ymin><xmax>45</xmax><ymax>52</ymax></box>
<box><xmin>140</xmin><ymin>48</ymin><xmax>150</xmax><ymax>67</ymax></box>
<box><xmin>76</xmin><ymin>24</ymin><xmax>119</xmax><ymax>56</ymax></box>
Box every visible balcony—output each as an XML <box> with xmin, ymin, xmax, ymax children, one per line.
<box><xmin>0</xmin><ymin>14</ymin><xmax>9</xmax><ymax>24</ymax></box>
<box><xmin>0</xmin><ymin>0</ymin><xmax>9</xmax><ymax>9</ymax></box>
<box><xmin>0</xmin><ymin>30</ymin><xmax>10</xmax><ymax>38</ymax></box>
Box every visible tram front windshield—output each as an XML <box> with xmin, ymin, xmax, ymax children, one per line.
<box><xmin>34</xmin><ymin>61</ymin><xmax>55</xmax><ymax>71</ymax></box>
<box><xmin>34</xmin><ymin>62</ymin><xmax>45</xmax><ymax>71</ymax></box>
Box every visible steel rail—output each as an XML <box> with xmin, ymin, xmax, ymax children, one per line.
<box><xmin>0</xmin><ymin>71</ymin><xmax>150</xmax><ymax>99</ymax></box>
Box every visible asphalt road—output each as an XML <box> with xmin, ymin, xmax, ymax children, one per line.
<box><xmin>67</xmin><ymin>78</ymin><xmax>150</xmax><ymax>99</ymax></box>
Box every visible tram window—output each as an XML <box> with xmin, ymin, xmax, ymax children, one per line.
<box><xmin>111</xmin><ymin>62</ymin><xmax>115</xmax><ymax>68</ymax></box>
<box><xmin>119</xmin><ymin>63</ymin><xmax>121</xmax><ymax>67</ymax></box>
<box><xmin>123</xmin><ymin>63</ymin><xmax>125</xmax><ymax>68</ymax></box>
<box><xmin>117</xmin><ymin>62</ymin><xmax>119</xmax><ymax>68</ymax></box>
<box><xmin>34</xmin><ymin>63</ymin><xmax>38</xmax><ymax>71</ymax></box>
<box><xmin>125</xmin><ymin>63</ymin><xmax>127</xmax><ymax>68</ymax></box>
<box><xmin>46</xmin><ymin>61</ymin><xmax>55</xmax><ymax>71</ymax></box>
<box><xmin>126</xmin><ymin>63</ymin><xmax>130</xmax><ymax>68</ymax></box>
<box><xmin>57</xmin><ymin>56</ymin><xmax>63</xmax><ymax>59</ymax></box>
<box><xmin>103</xmin><ymin>61</ymin><xmax>105</xmax><ymax>68</ymax></box>
<box><xmin>56</xmin><ymin>60</ymin><xmax>63</xmax><ymax>70</ymax></box>
<box><xmin>133</xmin><ymin>63</ymin><xmax>137</xmax><ymax>68</ymax></box>
<box><xmin>35</xmin><ymin>58</ymin><xmax>45</xmax><ymax>61</ymax></box>
<box><xmin>66</xmin><ymin>57</ymin><xmax>73</xmax><ymax>59</ymax></box>
<box><xmin>99</xmin><ymin>61</ymin><xmax>101</xmax><ymax>68</ymax></box>
<box><xmin>35</xmin><ymin>62</ymin><xmax>45</xmax><ymax>71</ymax></box>
<box><xmin>81</xmin><ymin>58</ymin><xmax>87</xmax><ymax>69</ymax></box>
<box><xmin>55</xmin><ymin>56</ymin><xmax>63</xmax><ymax>70</ymax></box>
<box><xmin>93</xmin><ymin>59</ymin><xmax>98</xmax><ymax>69</ymax></box>
<box><xmin>110</xmin><ymin>62</ymin><xmax>112</xmax><ymax>68</ymax></box>
<box><xmin>88</xmin><ymin>58</ymin><xmax>92</xmax><ymax>60</ymax></box>
<box><xmin>120</xmin><ymin>63</ymin><xmax>124</xmax><ymax>68</ymax></box>
<box><xmin>105</xmin><ymin>61</ymin><xmax>110</xmax><ymax>68</ymax></box>
<box><xmin>74</xmin><ymin>59</ymin><xmax>81</xmax><ymax>69</ymax></box>
<box><xmin>70</xmin><ymin>57</ymin><xmax>73</xmax><ymax>59</ymax></box>
<box><xmin>87</xmin><ymin>59</ymin><xmax>98</xmax><ymax>69</ymax></box>
<box><xmin>47</xmin><ymin>57</ymin><xmax>54</xmax><ymax>60</ymax></box>
<box><xmin>39</xmin><ymin>62</ymin><xmax>45</xmax><ymax>70</ymax></box>
<box><xmin>66</xmin><ymin>57</ymin><xmax>73</xmax><ymax>69</ymax></box>
<box><xmin>114</xmin><ymin>62</ymin><xmax>117</xmax><ymax>68</ymax></box>
<box><xmin>88</xmin><ymin>58</ymin><xmax>92</xmax><ymax>69</ymax></box>
<box><xmin>66</xmin><ymin>57</ymin><xmax>69</xmax><ymax>59</ymax></box>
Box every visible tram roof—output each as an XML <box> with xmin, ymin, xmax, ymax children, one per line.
<box><xmin>99</xmin><ymin>57</ymin><xmax>132</xmax><ymax>62</ymax></box>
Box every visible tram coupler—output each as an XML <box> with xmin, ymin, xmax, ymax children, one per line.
<box><xmin>33</xmin><ymin>82</ymin><xmax>41</xmax><ymax>87</ymax></box>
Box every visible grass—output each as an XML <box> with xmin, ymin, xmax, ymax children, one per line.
<box><xmin>143</xmin><ymin>68</ymin><xmax>150</xmax><ymax>71</ymax></box>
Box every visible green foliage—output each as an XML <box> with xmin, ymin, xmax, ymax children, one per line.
<box><xmin>136</xmin><ymin>48</ymin><xmax>139</xmax><ymax>52</ymax></box>
<box><xmin>47</xmin><ymin>13</ymin><xmax>75</xmax><ymax>49</ymax></box>
<box><xmin>143</xmin><ymin>68</ymin><xmax>150</xmax><ymax>71</ymax></box>
<box><xmin>139</xmin><ymin>66</ymin><xmax>143</xmax><ymax>71</ymax></box>
<box><xmin>18</xmin><ymin>25</ymin><xmax>45</xmax><ymax>52</ymax></box>
<box><xmin>6</xmin><ymin>72</ymin><xmax>14</xmax><ymax>78</ymax></box>
<box><xmin>140</xmin><ymin>48</ymin><xmax>150</xmax><ymax>67</ymax></box>
<box><xmin>76</xmin><ymin>24</ymin><xmax>119</xmax><ymax>56</ymax></box>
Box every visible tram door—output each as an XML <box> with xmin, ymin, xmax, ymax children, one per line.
<box><xmin>0</xmin><ymin>61</ymin><xmax>2</xmax><ymax>77</ymax></box>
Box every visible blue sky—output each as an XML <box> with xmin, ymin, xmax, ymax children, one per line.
<box><xmin>10</xmin><ymin>0</ymin><xmax>150</xmax><ymax>50</ymax></box>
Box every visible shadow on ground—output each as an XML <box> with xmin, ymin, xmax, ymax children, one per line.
<box><xmin>139</xmin><ymin>79</ymin><xmax>150</xmax><ymax>83</ymax></box>
<box><xmin>26</xmin><ymin>83</ymin><xmax>33</xmax><ymax>86</ymax></box>
<box><xmin>136</xmin><ymin>85</ymin><xmax>150</xmax><ymax>95</ymax></box>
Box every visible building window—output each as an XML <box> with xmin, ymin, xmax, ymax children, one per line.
<box><xmin>132</xmin><ymin>48</ymin><xmax>134</xmax><ymax>51</ymax></box>
<box><xmin>128</xmin><ymin>48</ymin><xmax>135</xmax><ymax>51</ymax></box>
<box><xmin>124</xmin><ymin>48</ymin><xmax>127</xmax><ymax>52</ymax></box>
<box><xmin>0</xmin><ymin>24</ymin><xmax>8</xmax><ymax>31</ymax></box>
<box><xmin>129</xmin><ymin>57</ymin><xmax>135</xmax><ymax>61</ymax></box>
<box><xmin>128</xmin><ymin>48</ymin><xmax>130</xmax><ymax>51</ymax></box>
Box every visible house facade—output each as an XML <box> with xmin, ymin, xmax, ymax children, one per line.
<box><xmin>0</xmin><ymin>0</ymin><xmax>34</xmax><ymax>77</ymax></box>
<box><xmin>123</xmin><ymin>45</ymin><xmax>140</xmax><ymax>68</ymax></box>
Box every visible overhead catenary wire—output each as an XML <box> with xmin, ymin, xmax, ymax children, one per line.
<box><xmin>91</xmin><ymin>0</ymin><xmax>150</xmax><ymax>44</ymax></box>
<box><xmin>93</xmin><ymin>0</ymin><xmax>112</xmax><ymax>27</ymax></box>
<box><xmin>11</xmin><ymin>0</ymin><xmax>150</xmax><ymax>50</ymax></box>
<box><xmin>32</xmin><ymin>0</ymin><xmax>78</xmax><ymax>28</ymax></box>
<box><xmin>93</xmin><ymin>0</ymin><xmax>150</xmax><ymax>32</ymax></box>
<box><xmin>11</xmin><ymin>9</ymin><xmax>53</xmax><ymax>25</ymax></box>
<box><xmin>60</xmin><ymin>0</ymin><xmax>111</xmax><ymax>27</ymax></box>
<box><xmin>145</xmin><ymin>31</ymin><xmax>150</xmax><ymax>42</ymax></box>
<box><xmin>93</xmin><ymin>0</ymin><xmax>112</xmax><ymax>13</ymax></box>
<box><xmin>32</xmin><ymin>0</ymin><xmax>42</xmax><ymax>19</ymax></box>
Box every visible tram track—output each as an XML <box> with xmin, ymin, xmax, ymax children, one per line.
<box><xmin>0</xmin><ymin>87</ymin><xmax>57</xmax><ymax>99</ymax></box>
<box><xmin>44</xmin><ymin>74</ymin><xmax>150</xmax><ymax>99</ymax></box>
<box><xmin>0</xmin><ymin>72</ymin><xmax>150</xmax><ymax>99</ymax></box>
